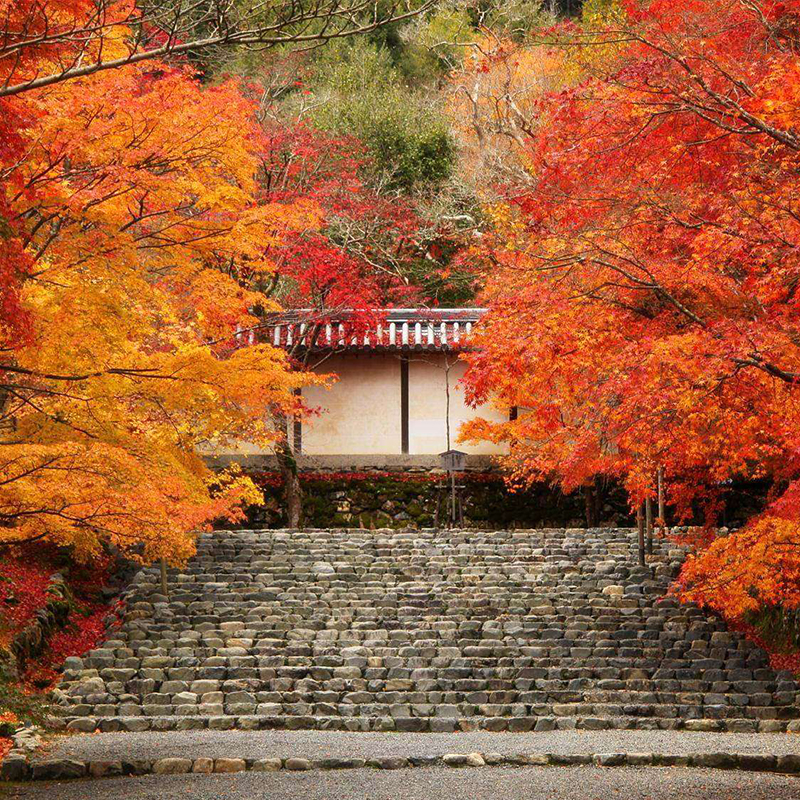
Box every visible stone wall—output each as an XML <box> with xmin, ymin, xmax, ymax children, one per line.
<box><xmin>237</xmin><ymin>470</ymin><xmax>775</xmax><ymax>532</ymax></box>
<box><xmin>245</xmin><ymin>472</ymin><xmax>633</xmax><ymax>530</ymax></box>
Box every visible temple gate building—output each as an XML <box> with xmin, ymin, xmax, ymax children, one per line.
<box><xmin>216</xmin><ymin>308</ymin><xmax>510</xmax><ymax>471</ymax></box>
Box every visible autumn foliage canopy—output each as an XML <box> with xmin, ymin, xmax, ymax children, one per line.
<box><xmin>0</xmin><ymin>0</ymin><xmax>331</xmax><ymax>563</ymax></box>
<box><xmin>461</xmin><ymin>0</ymin><xmax>800</xmax><ymax>621</ymax></box>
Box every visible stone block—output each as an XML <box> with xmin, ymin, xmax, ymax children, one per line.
<box><xmin>0</xmin><ymin>755</ymin><xmax>30</xmax><ymax>781</ymax></box>
<box><xmin>121</xmin><ymin>760</ymin><xmax>152</xmax><ymax>775</ymax></box>
<box><xmin>284</xmin><ymin>758</ymin><xmax>312</xmax><ymax>771</ymax></box>
<box><xmin>594</xmin><ymin>753</ymin><xmax>626</xmax><ymax>767</ymax></box>
<box><xmin>316</xmin><ymin>758</ymin><xmax>367</xmax><ymax>769</ymax></box>
<box><xmin>214</xmin><ymin>758</ymin><xmax>246</xmax><ymax>773</ymax></box>
<box><xmin>65</xmin><ymin>718</ymin><xmax>97</xmax><ymax>733</ymax></box>
<box><xmin>736</xmin><ymin>754</ymin><xmax>777</xmax><ymax>772</ymax></box>
<box><xmin>624</xmin><ymin>753</ymin><xmax>655</xmax><ymax>766</ymax></box>
<box><xmin>442</xmin><ymin>753</ymin><xmax>485</xmax><ymax>767</ymax></box>
<box><xmin>776</xmin><ymin>755</ymin><xmax>800</xmax><ymax>774</ymax></box>
<box><xmin>370</xmin><ymin>757</ymin><xmax>409</xmax><ymax>770</ymax></box>
<box><xmin>252</xmin><ymin>758</ymin><xmax>283</xmax><ymax>771</ymax></box>
<box><xmin>192</xmin><ymin>758</ymin><xmax>214</xmax><ymax>774</ymax></box>
<box><xmin>152</xmin><ymin>758</ymin><xmax>192</xmax><ymax>774</ymax></box>
<box><xmin>693</xmin><ymin>753</ymin><xmax>737</xmax><ymax>770</ymax></box>
<box><xmin>32</xmin><ymin>760</ymin><xmax>87</xmax><ymax>780</ymax></box>
<box><xmin>89</xmin><ymin>761</ymin><xmax>123</xmax><ymax>777</ymax></box>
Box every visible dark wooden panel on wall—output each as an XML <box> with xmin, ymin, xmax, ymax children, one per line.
<box><xmin>293</xmin><ymin>417</ymin><xmax>302</xmax><ymax>453</ymax></box>
<box><xmin>293</xmin><ymin>388</ymin><xmax>302</xmax><ymax>453</ymax></box>
<box><xmin>400</xmin><ymin>356</ymin><xmax>409</xmax><ymax>454</ymax></box>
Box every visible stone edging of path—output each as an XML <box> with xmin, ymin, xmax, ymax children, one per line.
<box><xmin>5</xmin><ymin>750</ymin><xmax>800</xmax><ymax>781</ymax></box>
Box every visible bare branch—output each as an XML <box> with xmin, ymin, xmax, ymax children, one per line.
<box><xmin>0</xmin><ymin>0</ymin><xmax>434</xmax><ymax>98</ymax></box>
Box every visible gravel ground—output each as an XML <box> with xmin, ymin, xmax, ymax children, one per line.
<box><xmin>34</xmin><ymin>729</ymin><xmax>800</xmax><ymax>763</ymax></box>
<box><xmin>5</xmin><ymin>766</ymin><xmax>800</xmax><ymax>800</ymax></box>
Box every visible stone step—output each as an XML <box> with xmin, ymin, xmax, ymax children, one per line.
<box><xmin>57</xmin><ymin>702</ymin><xmax>792</xmax><ymax>721</ymax></box>
<box><xmin>60</xmin><ymin>714</ymin><xmax>789</xmax><ymax>734</ymax></box>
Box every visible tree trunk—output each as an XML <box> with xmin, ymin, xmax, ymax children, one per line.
<box><xmin>0</xmin><ymin>358</ymin><xmax>19</xmax><ymax>438</ymax></box>
<box><xmin>160</xmin><ymin>558</ymin><xmax>169</xmax><ymax>598</ymax></box>
<box><xmin>636</xmin><ymin>504</ymin><xmax>645</xmax><ymax>566</ymax></box>
<box><xmin>645</xmin><ymin>495</ymin><xmax>653</xmax><ymax>555</ymax></box>
<box><xmin>584</xmin><ymin>477</ymin><xmax>603</xmax><ymax>527</ymax></box>
<box><xmin>276</xmin><ymin>438</ymin><xmax>302</xmax><ymax>529</ymax></box>
<box><xmin>657</xmin><ymin>466</ymin><xmax>666</xmax><ymax>529</ymax></box>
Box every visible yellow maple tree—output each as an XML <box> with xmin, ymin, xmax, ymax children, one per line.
<box><xmin>1</xmin><ymin>16</ymin><xmax>326</xmax><ymax>564</ymax></box>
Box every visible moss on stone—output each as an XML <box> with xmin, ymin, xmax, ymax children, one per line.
<box><xmin>247</xmin><ymin>471</ymin><xmax>633</xmax><ymax>529</ymax></box>
<box><xmin>406</xmin><ymin>501</ymin><xmax>424</xmax><ymax>517</ymax></box>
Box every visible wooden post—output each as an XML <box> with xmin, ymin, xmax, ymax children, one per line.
<box><xmin>636</xmin><ymin>504</ymin><xmax>645</xmax><ymax>566</ymax></box>
<box><xmin>160</xmin><ymin>558</ymin><xmax>168</xmax><ymax>598</ymax></box>
<box><xmin>450</xmin><ymin>469</ymin><xmax>457</xmax><ymax>528</ymax></box>
<box><xmin>645</xmin><ymin>496</ymin><xmax>653</xmax><ymax>555</ymax></box>
<box><xmin>400</xmin><ymin>356</ymin><xmax>409</xmax><ymax>455</ymax></box>
<box><xmin>657</xmin><ymin>466</ymin><xmax>666</xmax><ymax>530</ymax></box>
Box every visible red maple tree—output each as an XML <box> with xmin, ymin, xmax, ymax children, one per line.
<box><xmin>461</xmin><ymin>0</ymin><xmax>800</xmax><ymax>622</ymax></box>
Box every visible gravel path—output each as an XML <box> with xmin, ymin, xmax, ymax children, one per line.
<box><xmin>34</xmin><ymin>729</ymin><xmax>800</xmax><ymax>763</ymax></box>
<box><xmin>5</xmin><ymin>766</ymin><xmax>800</xmax><ymax>800</ymax></box>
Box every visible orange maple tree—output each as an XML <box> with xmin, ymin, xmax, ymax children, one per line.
<box><xmin>460</xmin><ymin>0</ymin><xmax>800</xmax><ymax>621</ymax></box>
<box><xmin>0</xmin><ymin>1</ymin><xmax>329</xmax><ymax>564</ymax></box>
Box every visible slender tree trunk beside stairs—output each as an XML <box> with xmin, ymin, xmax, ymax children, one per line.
<box><xmin>583</xmin><ymin>477</ymin><xmax>603</xmax><ymax>527</ymax></box>
<box><xmin>276</xmin><ymin>438</ymin><xmax>302</xmax><ymax>529</ymax></box>
<box><xmin>637</xmin><ymin>504</ymin><xmax>645</xmax><ymax>566</ymax></box>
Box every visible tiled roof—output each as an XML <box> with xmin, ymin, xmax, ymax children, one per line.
<box><xmin>251</xmin><ymin>308</ymin><xmax>486</xmax><ymax>352</ymax></box>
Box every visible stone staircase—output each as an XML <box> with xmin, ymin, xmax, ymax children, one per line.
<box><xmin>51</xmin><ymin>528</ymin><xmax>800</xmax><ymax>733</ymax></box>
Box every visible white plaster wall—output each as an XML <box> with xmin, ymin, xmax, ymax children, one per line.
<box><xmin>407</xmin><ymin>355</ymin><xmax>507</xmax><ymax>455</ymax></box>
<box><xmin>300</xmin><ymin>352</ymin><xmax>506</xmax><ymax>456</ymax></box>
<box><xmin>301</xmin><ymin>353</ymin><xmax>402</xmax><ymax>454</ymax></box>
